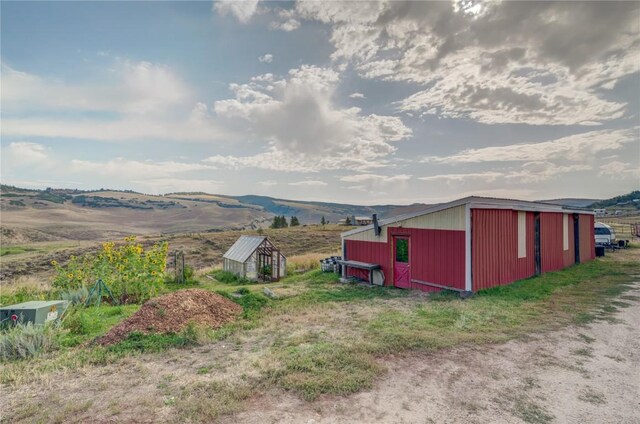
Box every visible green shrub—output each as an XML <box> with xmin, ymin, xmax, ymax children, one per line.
<box><xmin>0</xmin><ymin>323</ymin><xmax>58</xmax><ymax>361</ymax></box>
<box><xmin>52</xmin><ymin>236</ymin><xmax>168</xmax><ymax>304</ymax></box>
<box><xmin>217</xmin><ymin>290</ymin><xmax>269</xmax><ymax>319</ymax></box>
<box><xmin>60</xmin><ymin>287</ymin><xmax>90</xmax><ymax>305</ymax></box>
<box><xmin>211</xmin><ymin>270</ymin><xmax>251</xmax><ymax>285</ymax></box>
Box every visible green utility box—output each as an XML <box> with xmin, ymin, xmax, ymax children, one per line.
<box><xmin>0</xmin><ymin>300</ymin><xmax>68</xmax><ymax>326</ymax></box>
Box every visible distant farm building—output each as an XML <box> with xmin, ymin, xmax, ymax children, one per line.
<box><xmin>340</xmin><ymin>197</ymin><xmax>595</xmax><ymax>294</ymax></box>
<box><xmin>593</xmin><ymin>208</ymin><xmax>606</xmax><ymax>217</ymax></box>
<box><xmin>223</xmin><ymin>236</ymin><xmax>286</xmax><ymax>282</ymax></box>
<box><xmin>338</xmin><ymin>216</ymin><xmax>375</xmax><ymax>226</ymax></box>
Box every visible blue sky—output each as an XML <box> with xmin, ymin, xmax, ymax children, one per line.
<box><xmin>1</xmin><ymin>1</ymin><xmax>639</xmax><ymax>204</ymax></box>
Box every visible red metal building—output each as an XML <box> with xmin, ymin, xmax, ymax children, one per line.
<box><xmin>341</xmin><ymin>197</ymin><xmax>595</xmax><ymax>293</ymax></box>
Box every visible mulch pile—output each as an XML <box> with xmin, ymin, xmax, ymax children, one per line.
<box><xmin>98</xmin><ymin>289</ymin><xmax>243</xmax><ymax>346</ymax></box>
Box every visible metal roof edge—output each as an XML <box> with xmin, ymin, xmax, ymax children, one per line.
<box><xmin>341</xmin><ymin>196</ymin><xmax>474</xmax><ymax>238</ymax></box>
<box><xmin>341</xmin><ymin>196</ymin><xmax>595</xmax><ymax>238</ymax></box>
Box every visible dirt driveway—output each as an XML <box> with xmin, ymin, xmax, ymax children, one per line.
<box><xmin>228</xmin><ymin>283</ymin><xmax>640</xmax><ymax>424</ymax></box>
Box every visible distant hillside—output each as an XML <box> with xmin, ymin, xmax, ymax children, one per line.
<box><xmin>590</xmin><ymin>190</ymin><xmax>640</xmax><ymax>209</ymax></box>
<box><xmin>0</xmin><ymin>185</ymin><xmax>427</xmax><ymax>243</ymax></box>
<box><xmin>538</xmin><ymin>198</ymin><xmax>601</xmax><ymax>208</ymax></box>
<box><xmin>217</xmin><ymin>194</ymin><xmax>429</xmax><ymax>224</ymax></box>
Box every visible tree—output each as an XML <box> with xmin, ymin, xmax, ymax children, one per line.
<box><xmin>271</xmin><ymin>215</ymin><xmax>289</xmax><ymax>229</ymax></box>
<box><xmin>290</xmin><ymin>216</ymin><xmax>300</xmax><ymax>226</ymax></box>
<box><xmin>321</xmin><ymin>216</ymin><xmax>326</xmax><ymax>225</ymax></box>
<box><xmin>345</xmin><ymin>216</ymin><xmax>352</xmax><ymax>225</ymax></box>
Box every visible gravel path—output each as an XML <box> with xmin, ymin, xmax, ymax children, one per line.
<box><xmin>229</xmin><ymin>283</ymin><xmax>640</xmax><ymax>424</ymax></box>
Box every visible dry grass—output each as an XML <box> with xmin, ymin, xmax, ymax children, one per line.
<box><xmin>0</xmin><ymin>276</ymin><xmax>51</xmax><ymax>306</ymax></box>
<box><xmin>287</xmin><ymin>252</ymin><xmax>340</xmax><ymax>274</ymax></box>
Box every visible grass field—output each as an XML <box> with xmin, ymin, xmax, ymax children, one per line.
<box><xmin>1</xmin><ymin>247</ymin><xmax>639</xmax><ymax>422</ymax></box>
<box><xmin>598</xmin><ymin>215</ymin><xmax>640</xmax><ymax>240</ymax></box>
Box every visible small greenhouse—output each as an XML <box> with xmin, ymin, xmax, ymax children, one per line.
<box><xmin>222</xmin><ymin>236</ymin><xmax>286</xmax><ymax>282</ymax></box>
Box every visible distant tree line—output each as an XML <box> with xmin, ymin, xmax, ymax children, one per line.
<box><xmin>270</xmin><ymin>215</ymin><xmax>301</xmax><ymax>228</ymax></box>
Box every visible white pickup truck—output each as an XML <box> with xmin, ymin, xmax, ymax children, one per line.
<box><xmin>594</xmin><ymin>222</ymin><xmax>616</xmax><ymax>246</ymax></box>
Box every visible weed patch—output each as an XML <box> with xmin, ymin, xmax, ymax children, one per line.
<box><xmin>578</xmin><ymin>387</ymin><xmax>606</xmax><ymax>405</ymax></box>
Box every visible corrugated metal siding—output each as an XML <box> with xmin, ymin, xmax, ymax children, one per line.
<box><xmin>472</xmin><ymin>209</ymin><xmax>518</xmax><ymax>290</ymax></box>
<box><xmin>392</xmin><ymin>227</ymin><xmax>465</xmax><ymax>291</ymax></box>
<box><xmin>540</xmin><ymin>212</ymin><xmax>565</xmax><ymax>273</ymax></box>
<box><xmin>580</xmin><ymin>214</ymin><xmax>595</xmax><ymax>262</ymax></box>
<box><xmin>343</xmin><ymin>205</ymin><xmax>466</xmax><ymax>243</ymax></box>
<box><xmin>563</xmin><ymin>214</ymin><xmax>575</xmax><ymax>268</ymax></box>
<box><xmin>472</xmin><ymin>210</ymin><xmax>596</xmax><ymax>291</ymax></box>
<box><xmin>345</xmin><ymin>228</ymin><xmax>464</xmax><ymax>290</ymax></box>
<box><xmin>344</xmin><ymin>240</ymin><xmax>390</xmax><ymax>282</ymax></box>
<box><xmin>515</xmin><ymin>212</ymin><xmax>536</xmax><ymax>281</ymax></box>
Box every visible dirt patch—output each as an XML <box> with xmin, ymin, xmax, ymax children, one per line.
<box><xmin>227</xmin><ymin>283</ymin><xmax>640</xmax><ymax>424</ymax></box>
<box><xmin>99</xmin><ymin>289</ymin><xmax>242</xmax><ymax>345</ymax></box>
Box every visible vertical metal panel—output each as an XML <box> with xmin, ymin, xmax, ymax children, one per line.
<box><xmin>515</xmin><ymin>211</ymin><xmax>536</xmax><ymax>281</ymax></box>
<box><xmin>579</xmin><ymin>214</ymin><xmax>595</xmax><ymax>262</ymax></box>
<box><xmin>563</xmin><ymin>215</ymin><xmax>575</xmax><ymax>267</ymax></box>
<box><xmin>344</xmin><ymin>228</ymin><xmax>465</xmax><ymax>290</ymax></box>
<box><xmin>388</xmin><ymin>227</ymin><xmax>465</xmax><ymax>291</ymax></box>
<box><xmin>472</xmin><ymin>209</ymin><xmax>519</xmax><ymax>290</ymax></box>
<box><xmin>540</xmin><ymin>212</ymin><xmax>565</xmax><ymax>272</ymax></box>
<box><xmin>344</xmin><ymin>240</ymin><xmax>390</xmax><ymax>282</ymax></box>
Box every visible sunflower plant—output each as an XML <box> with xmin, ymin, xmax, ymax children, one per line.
<box><xmin>52</xmin><ymin>236</ymin><xmax>168</xmax><ymax>304</ymax></box>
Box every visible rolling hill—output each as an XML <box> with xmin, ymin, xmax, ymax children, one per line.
<box><xmin>0</xmin><ymin>186</ymin><xmax>427</xmax><ymax>243</ymax></box>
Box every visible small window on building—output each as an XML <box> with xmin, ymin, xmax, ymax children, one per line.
<box><xmin>395</xmin><ymin>238</ymin><xmax>408</xmax><ymax>263</ymax></box>
<box><xmin>563</xmin><ymin>214</ymin><xmax>569</xmax><ymax>251</ymax></box>
<box><xmin>517</xmin><ymin>211</ymin><xmax>526</xmax><ymax>258</ymax></box>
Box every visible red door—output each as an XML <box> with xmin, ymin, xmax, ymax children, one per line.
<box><xmin>393</xmin><ymin>236</ymin><xmax>411</xmax><ymax>289</ymax></box>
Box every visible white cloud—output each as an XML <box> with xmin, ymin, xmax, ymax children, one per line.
<box><xmin>339</xmin><ymin>173</ymin><xmax>411</xmax><ymax>193</ymax></box>
<box><xmin>598</xmin><ymin>161</ymin><xmax>640</xmax><ymax>180</ymax></box>
<box><xmin>214</xmin><ymin>0</ymin><xmax>260</xmax><ymax>23</ymax></box>
<box><xmin>270</xmin><ymin>8</ymin><xmax>302</xmax><ymax>31</ymax></box>
<box><xmin>288</xmin><ymin>180</ymin><xmax>328</xmax><ymax>187</ymax></box>
<box><xmin>419</xmin><ymin>162</ymin><xmax>592</xmax><ymax>185</ymax></box>
<box><xmin>210</xmin><ymin>64</ymin><xmax>411</xmax><ymax>172</ymax></box>
<box><xmin>349</xmin><ymin>92</ymin><xmax>366</xmax><ymax>99</ymax></box>
<box><xmin>1</xmin><ymin>62</ymin><xmax>229</xmax><ymax>142</ymax></box>
<box><xmin>2</xmin><ymin>61</ymin><xmax>191</xmax><ymax>116</ymax></box>
<box><xmin>70</xmin><ymin>158</ymin><xmax>215</xmax><ymax>179</ymax></box>
<box><xmin>259</xmin><ymin>180</ymin><xmax>278</xmax><ymax>187</ymax></box>
<box><xmin>339</xmin><ymin>173</ymin><xmax>411</xmax><ymax>184</ymax></box>
<box><xmin>292</xmin><ymin>1</ymin><xmax>640</xmax><ymax>126</ymax></box>
<box><xmin>258</xmin><ymin>54</ymin><xmax>273</xmax><ymax>63</ymax></box>
<box><xmin>422</xmin><ymin>129</ymin><xmax>638</xmax><ymax>164</ymax></box>
<box><xmin>6</xmin><ymin>142</ymin><xmax>49</xmax><ymax>164</ymax></box>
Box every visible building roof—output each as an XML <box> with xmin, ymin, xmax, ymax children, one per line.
<box><xmin>223</xmin><ymin>235</ymin><xmax>267</xmax><ymax>263</ymax></box>
<box><xmin>342</xmin><ymin>196</ymin><xmax>594</xmax><ymax>238</ymax></box>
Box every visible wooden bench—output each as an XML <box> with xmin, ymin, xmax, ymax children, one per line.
<box><xmin>337</xmin><ymin>260</ymin><xmax>381</xmax><ymax>285</ymax></box>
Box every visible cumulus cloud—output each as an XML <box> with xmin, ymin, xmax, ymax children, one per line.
<box><xmin>213</xmin><ymin>0</ymin><xmax>260</xmax><ymax>23</ymax></box>
<box><xmin>290</xmin><ymin>1</ymin><xmax>640</xmax><ymax>125</ymax></box>
<box><xmin>349</xmin><ymin>92</ymin><xmax>366</xmax><ymax>99</ymax></box>
<box><xmin>210</xmin><ymin>64</ymin><xmax>411</xmax><ymax>171</ymax></box>
<box><xmin>270</xmin><ymin>8</ymin><xmax>301</xmax><ymax>31</ymax></box>
<box><xmin>258</xmin><ymin>54</ymin><xmax>273</xmax><ymax>63</ymax></box>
